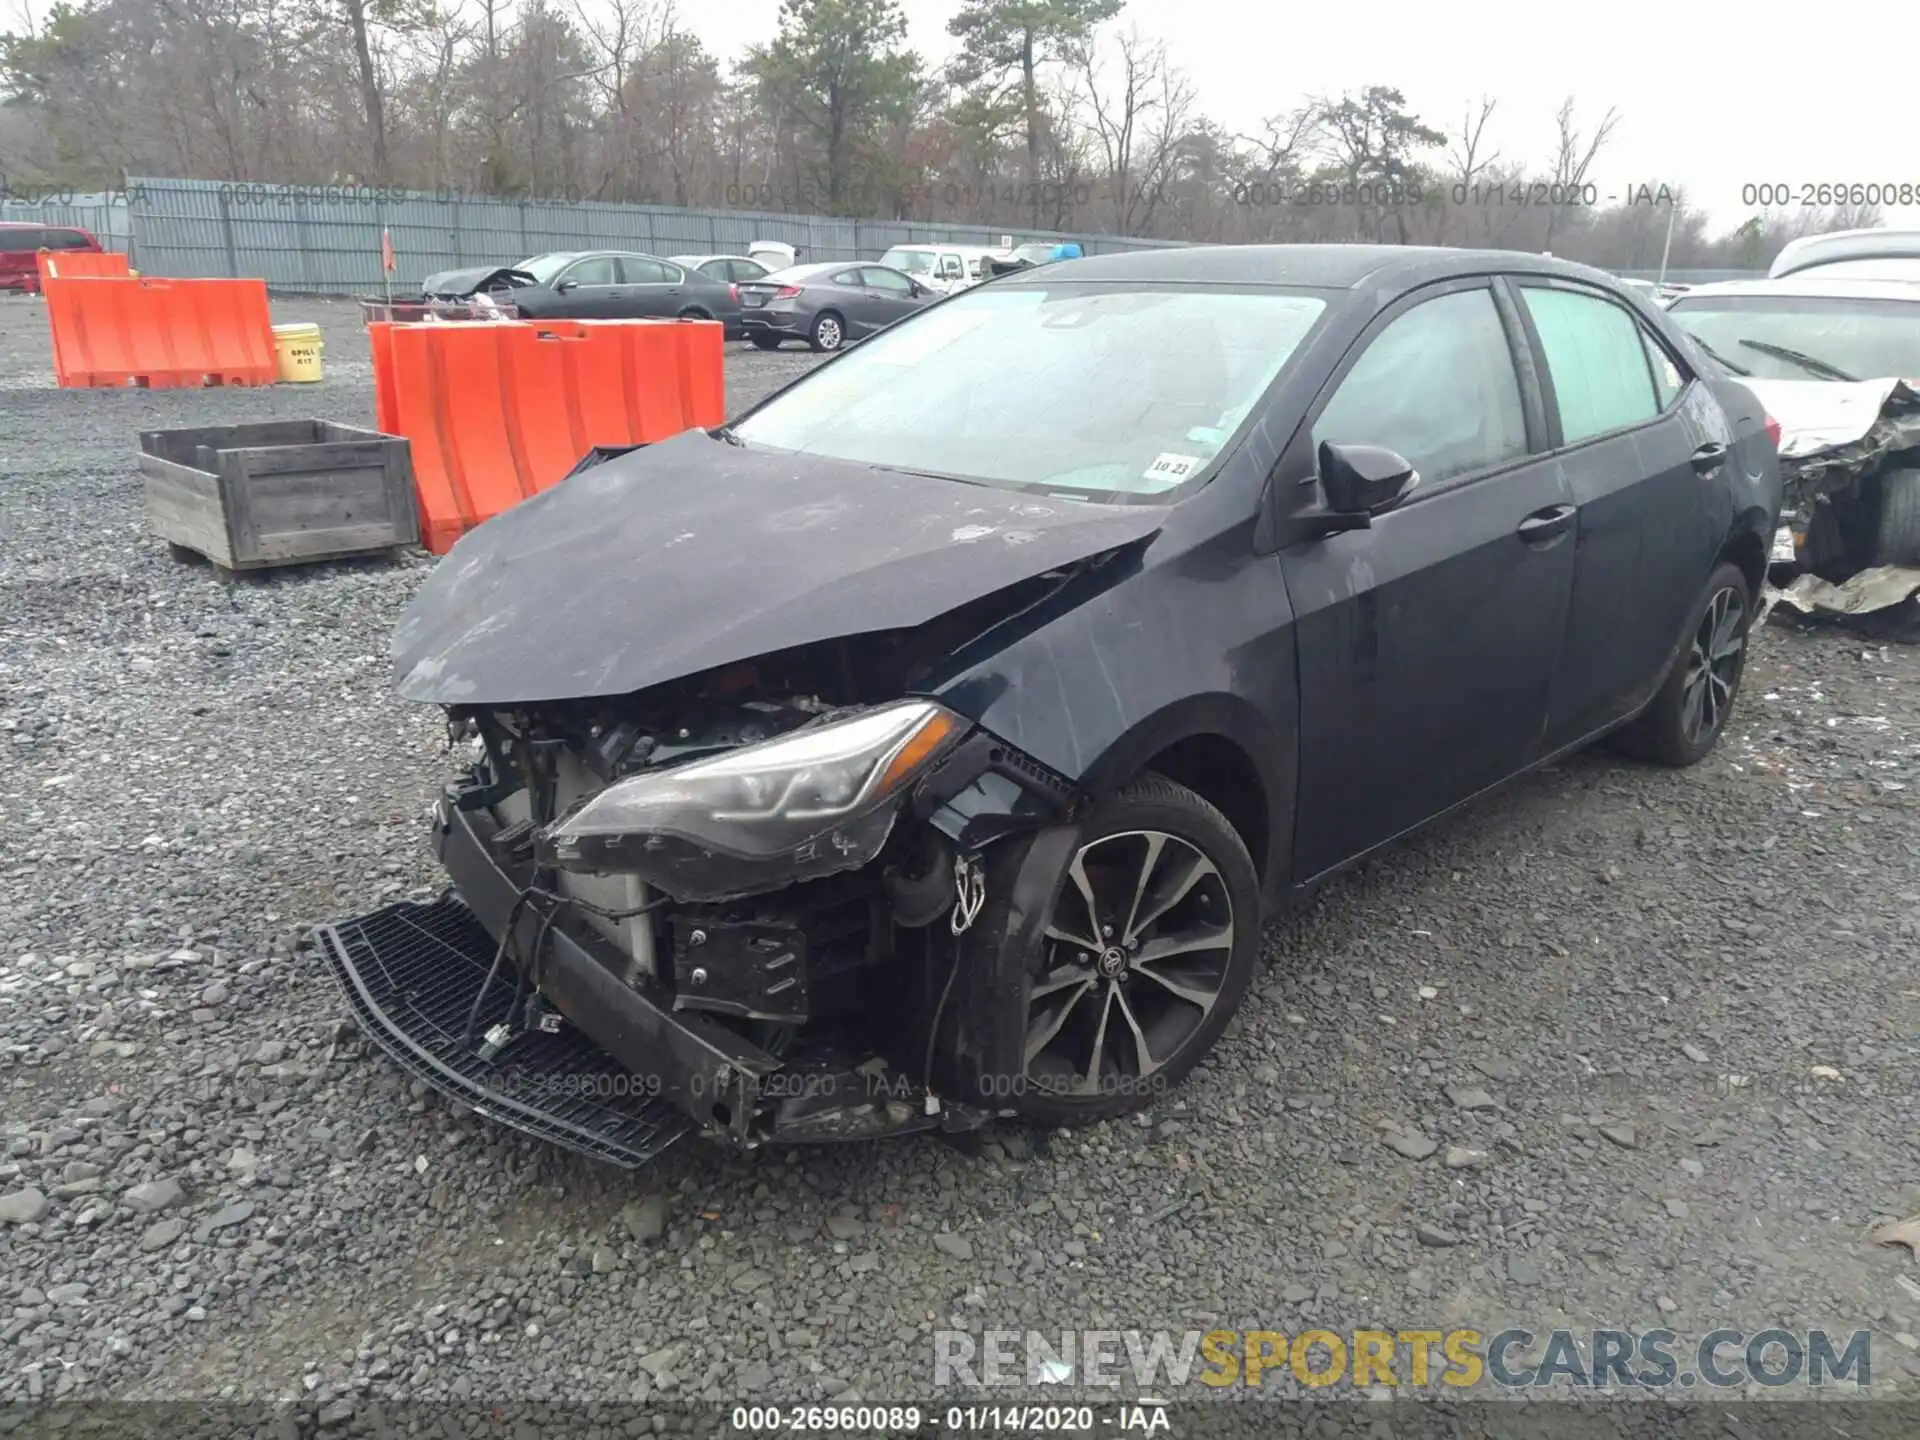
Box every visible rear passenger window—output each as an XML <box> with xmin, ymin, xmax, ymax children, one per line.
<box><xmin>1520</xmin><ymin>286</ymin><xmax>1660</xmax><ymax>443</ymax></box>
<box><xmin>1641</xmin><ymin>330</ymin><xmax>1685</xmax><ymax>410</ymax></box>
<box><xmin>1313</xmin><ymin>287</ymin><xmax>1528</xmax><ymax>488</ymax></box>
<box><xmin>561</xmin><ymin>256</ymin><xmax>618</xmax><ymax>286</ymax></box>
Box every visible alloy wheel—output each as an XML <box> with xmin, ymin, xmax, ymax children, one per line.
<box><xmin>1681</xmin><ymin>585</ymin><xmax>1746</xmax><ymax>745</ymax></box>
<box><xmin>1024</xmin><ymin>830</ymin><xmax>1235</xmax><ymax>1098</ymax></box>
<box><xmin>814</xmin><ymin>316</ymin><xmax>842</xmax><ymax>350</ymax></box>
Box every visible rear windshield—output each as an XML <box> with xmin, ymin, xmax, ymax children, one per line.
<box><xmin>733</xmin><ymin>284</ymin><xmax>1329</xmax><ymax>502</ymax></box>
<box><xmin>1666</xmin><ymin>292</ymin><xmax>1920</xmax><ymax>382</ymax></box>
<box><xmin>0</xmin><ymin>228</ymin><xmax>91</xmax><ymax>252</ymax></box>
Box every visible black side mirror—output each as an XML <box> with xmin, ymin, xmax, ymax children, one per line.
<box><xmin>1319</xmin><ymin>441</ymin><xmax>1419</xmax><ymax>517</ymax></box>
<box><xmin>555</xmin><ymin>279</ymin><xmax>578</xmax><ymax>293</ymax></box>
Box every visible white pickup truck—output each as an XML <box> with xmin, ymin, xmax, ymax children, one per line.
<box><xmin>876</xmin><ymin>244</ymin><xmax>994</xmax><ymax>295</ymax></box>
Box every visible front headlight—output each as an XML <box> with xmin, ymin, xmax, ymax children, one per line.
<box><xmin>539</xmin><ymin>701</ymin><xmax>967</xmax><ymax>902</ymax></box>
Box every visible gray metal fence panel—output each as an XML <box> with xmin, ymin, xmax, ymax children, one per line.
<box><xmin>115</xmin><ymin>179</ymin><xmax>1771</xmax><ymax>294</ymax></box>
<box><xmin>124</xmin><ymin>175</ymin><xmax>1190</xmax><ymax>294</ymax></box>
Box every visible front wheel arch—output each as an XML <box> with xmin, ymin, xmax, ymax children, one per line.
<box><xmin>1066</xmin><ymin>694</ymin><xmax>1293</xmax><ymax>904</ymax></box>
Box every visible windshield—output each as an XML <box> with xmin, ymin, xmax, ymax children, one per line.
<box><xmin>1666</xmin><ymin>293</ymin><xmax>1920</xmax><ymax>382</ymax></box>
<box><xmin>880</xmin><ymin>248</ymin><xmax>936</xmax><ymax>276</ymax></box>
<box><xmin>730</xmin><ymin>284</ymin><xmax>1329</xmax><ymax>500</ymax></box>
<box><xmin>514</xmin><ymin>253</ymin><xmax>576</xmax><ymax>285</ymax></box>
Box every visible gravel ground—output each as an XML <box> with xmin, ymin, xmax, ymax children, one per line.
<box><xmin>2</xmin><ymin>293</ymin><xmax>1918</xmax><ymax>1420</ymax></box>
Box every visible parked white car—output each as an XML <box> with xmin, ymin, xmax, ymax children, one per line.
<box><xmin>1769</xmin><ymin>228</ymin><xmax>1920</xmax><ymax>283</ymax></box>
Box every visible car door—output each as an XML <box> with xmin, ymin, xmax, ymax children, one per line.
<box><xmin>550</xmin><ymin>255</ymin><xmax>622</xmax><ymax>317</ymax></box>
<box><xmin>817</xmin><ymin>268</ymin><xmax>874</xmax><ymax>333</ymax></box>
<box><xmin>613</xmin><ymin>256</ymin><xmax>684</xmax><ymax>318</ymax></box>
<box><xmin>1510</xmin><ymin>279</ymin><xmax>1730</xmax><ymax>752</ymax></box>
<box><xmin>857</xmin><ymin>266</ymin><xmax>922</xmax><ymax>330</ymax></box>
<box><xmin>1279</xmin><ymin>280</ymin><xmax>1579</xmax><ymax>881</ymax></box>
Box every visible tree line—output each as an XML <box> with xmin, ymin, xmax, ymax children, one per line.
<box><xmin>0</xmin><ymin>0</ymin><xmax>1878</xmax><ymax>269</ymax></box>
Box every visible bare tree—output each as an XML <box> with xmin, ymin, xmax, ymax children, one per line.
<box><xmin>1070</xmin><ymin>24</ymin><xmax>1191</xmax><ymax>234</ymax></box>
<box><xmin>1544</xmin><ymin>95</ymin><xmax>1619</xmax><ymax>249</ymax></box>
<box><xmin>1432</xmin><ymin>94</ymin><xmax>1497</xmax><ymax>245</ymax></box>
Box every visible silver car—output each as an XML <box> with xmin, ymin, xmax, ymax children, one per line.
<box><xmin>737</xmin><ymin>262</ymin><xmax>940</xmax><ymax>352</ymax></box>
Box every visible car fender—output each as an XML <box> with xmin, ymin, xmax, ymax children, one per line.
<box><xmin>929</xmin><ymin>523</ymin><xmax>1298</xmax><ymax>903</ymax></box>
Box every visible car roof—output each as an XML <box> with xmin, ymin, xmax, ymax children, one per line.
<box><xmin>669</xmin><ymin>253</ymin><xmax>760</xmax><ymax>264</ymax></box>
<box><xmin>524</xmin><ymin>249</ymin><xmax>666</xmax><ymax>262</ymax></box>
<box><xmin>0</xmin><ymin>220</ymin><xmax>86</xmax><ymax>233</ymax></box>
<box><xmin>1668</xmin><ymin>276</ymin><xmax>1920</xmax><ymax>304</ymax></box>
<box><xmin>1006</xmin><ymin>243</ymin><xmax>1623</xmax><ymax>290</ymax></box>
<box><xmin>774</xmin><ymin>261</ymin><xmax>854</xmax><ymax>280</ymax></box>
<box><xmin>1769</xmin><ymin>228</ymin><xmax>1920</xmax><ymax>279</ymax></box>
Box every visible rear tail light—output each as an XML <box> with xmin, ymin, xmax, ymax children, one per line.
<box><xmin>1763</xmin><ymin>413</ymin><xmax>1782</xmax><ymax>451</ymax></box>
<box><xmin>774</xmin><ymin>285</ymin><xmax>802</xmax><ymax>299</ymax></box>
<box><xmin>729</xmin><ymin>283</ymin><xmax>739</xmax><ymax>302</ymax></box>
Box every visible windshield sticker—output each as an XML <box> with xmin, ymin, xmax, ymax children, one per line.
<box><xmin>1143</xmin><ymin>453</ymin><xmax>1202</xmax><ymax>486</ymax></box>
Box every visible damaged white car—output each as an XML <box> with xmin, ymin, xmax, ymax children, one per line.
<box><xmin>1665</xmin><ymin>277</ymin><xmax>1920</xmax><ymax>600</ymax></box>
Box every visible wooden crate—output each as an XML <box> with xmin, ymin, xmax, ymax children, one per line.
<box><xmin>138</xmin><ymin>420</ymin><xmax>419</xmax><ymax>571</ymax></box>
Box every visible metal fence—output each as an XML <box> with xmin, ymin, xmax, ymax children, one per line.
<box><xmin>123</xmin><ymin>176</ymin><xmax>1182</xmax><ymax>295</ymax></box>
<box><xmin>1616</xmin><ymin>269</ymin><xmax>1763</xmax><ymax>285</ymax></box>
<box><xmin>8</xmin><ymin>177</ymin><xmax>1764</xmax><ymax>294</ymax></box>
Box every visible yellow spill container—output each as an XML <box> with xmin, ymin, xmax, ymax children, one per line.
<box><xmin>272</xmin><ymin>322</ymin><xmax>324</xmax><ymax>383</ymax></box>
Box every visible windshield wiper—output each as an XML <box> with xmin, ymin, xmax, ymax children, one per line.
<box><xmin>710</xmin><ymin>424</ymin><xmax>744</xmax><ymax>446</ymax></box>
<box><xmin>1688</xmin><ymin>334</ymin><xmax>1751</xmax><ymax>377</ymax></box>
<box><xmin>1737</xmin><ymin>338</ymin><xmax>1858</xmax><ymax>383</ymax></box>
<box><xmin>868</xmin><ymin>463</ymin><xmax>988</xmax><ymax>487</ymax></box>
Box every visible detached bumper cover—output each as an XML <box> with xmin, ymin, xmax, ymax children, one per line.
<box><xmin>316</xmin><ymin>897</ymin><xmax>693</xmax><ymax>1167</ymax></box>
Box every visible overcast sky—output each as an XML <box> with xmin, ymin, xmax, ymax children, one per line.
<box><xmin>678</xmin><ymin>0</ymin><xmax>1917</xmax><ymax>236</ymax></box>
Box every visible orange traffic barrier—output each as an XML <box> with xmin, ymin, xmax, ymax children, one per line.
<box><xmin>43</xmin><ymin>275</ymin><xmax>277</xmax><ymax>389</ymax></box>
<box><xmin>34</xmin><ymin>255</ymin><xmax>133</xmax><ymax>379</ymax></box>
<box><xmin>371</xmin><ymin>317</ymin><xmax>724</xmax><ymax>553</ymax></box>
<box><xmin>34</xmin><ymin>249</ymin><xmax>131</xmax><ymax>291</ymax></box>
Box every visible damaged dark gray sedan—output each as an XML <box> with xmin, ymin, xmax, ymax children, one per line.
<box><xmin>321</xmin><ymin>245</ymin><xmax>1783</xmax><ymax>1166</ymax></box>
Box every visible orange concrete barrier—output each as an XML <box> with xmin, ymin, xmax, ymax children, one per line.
<box><xmin>371</xmin><ymin>317</ymin><xmax>725</xmax><ymax>553</ymax></box>
<box><xmin>43</xmin><ymin>275</ymin><xmax>278</xmax><ymax>389</ymax></box>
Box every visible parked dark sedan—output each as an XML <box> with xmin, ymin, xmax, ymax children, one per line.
<box><xmin>737</xmin><ymin>261</ymin><xmax>940</xmax><ymax>351</ymax></box>
<box><xmin>322</xmin><ymin>245</ymin><xmax>1781</xmax><ymax>1168</ymax></box>
<box><xmin>420</xmin><ymin>250</ymin><xmax>746</xmax><ymax>338</ymax></box>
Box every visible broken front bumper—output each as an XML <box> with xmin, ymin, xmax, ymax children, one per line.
<box><xmin>319</xmin><ymin>793</ymin><xmax>995</xmax><ymax>1166</ymax></box>
<box><xmin>317</xmin><ymin>897</ymin><xmax>693</xmax><ymax>1167</ymax></box>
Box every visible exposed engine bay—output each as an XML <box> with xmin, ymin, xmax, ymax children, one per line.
<box><xmin>393</xmin><ymin>600</ymin><xmax>1088</xmax><ymax>1157</ymax></box>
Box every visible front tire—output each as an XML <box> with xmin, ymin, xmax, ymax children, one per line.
<box><xmin>809</xmin><ymin>312</ymin><xmax>845</xmax><ymax>352</ymax></box>
<box><xmin>1870</xmin><ymin>466</ymin><xmax>1920</xmax><ymax>566</ymax></box>
<box><xmin>1008</xmin><ymin>775</ymin><xmax>1259</xmax><ymax>1125</ymax></box>
<box><xmin>1613</xmin><ymin>561</ymin><xmax>1752</xmax><ymax>768</ymax></box>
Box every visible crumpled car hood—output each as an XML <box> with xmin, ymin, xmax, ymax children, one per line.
<box><xmin>1740</xmin><ymin>376</ymin><xmax>1920</xmax><ymax>457</ymax></box>
<box><xmin>393</xmin><ymin>429</ymin><xmax>1167</xmax><ymax>705</ymax></box>
<box><xmin>1741</xmin><ymin>376</ymin><xmax>1920</xmax><ymax>510</ymax></box>
<box><xmin>420</xmin><ymin>265</ymin><xmax>536</xmax><ymax>298</ymax></box>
